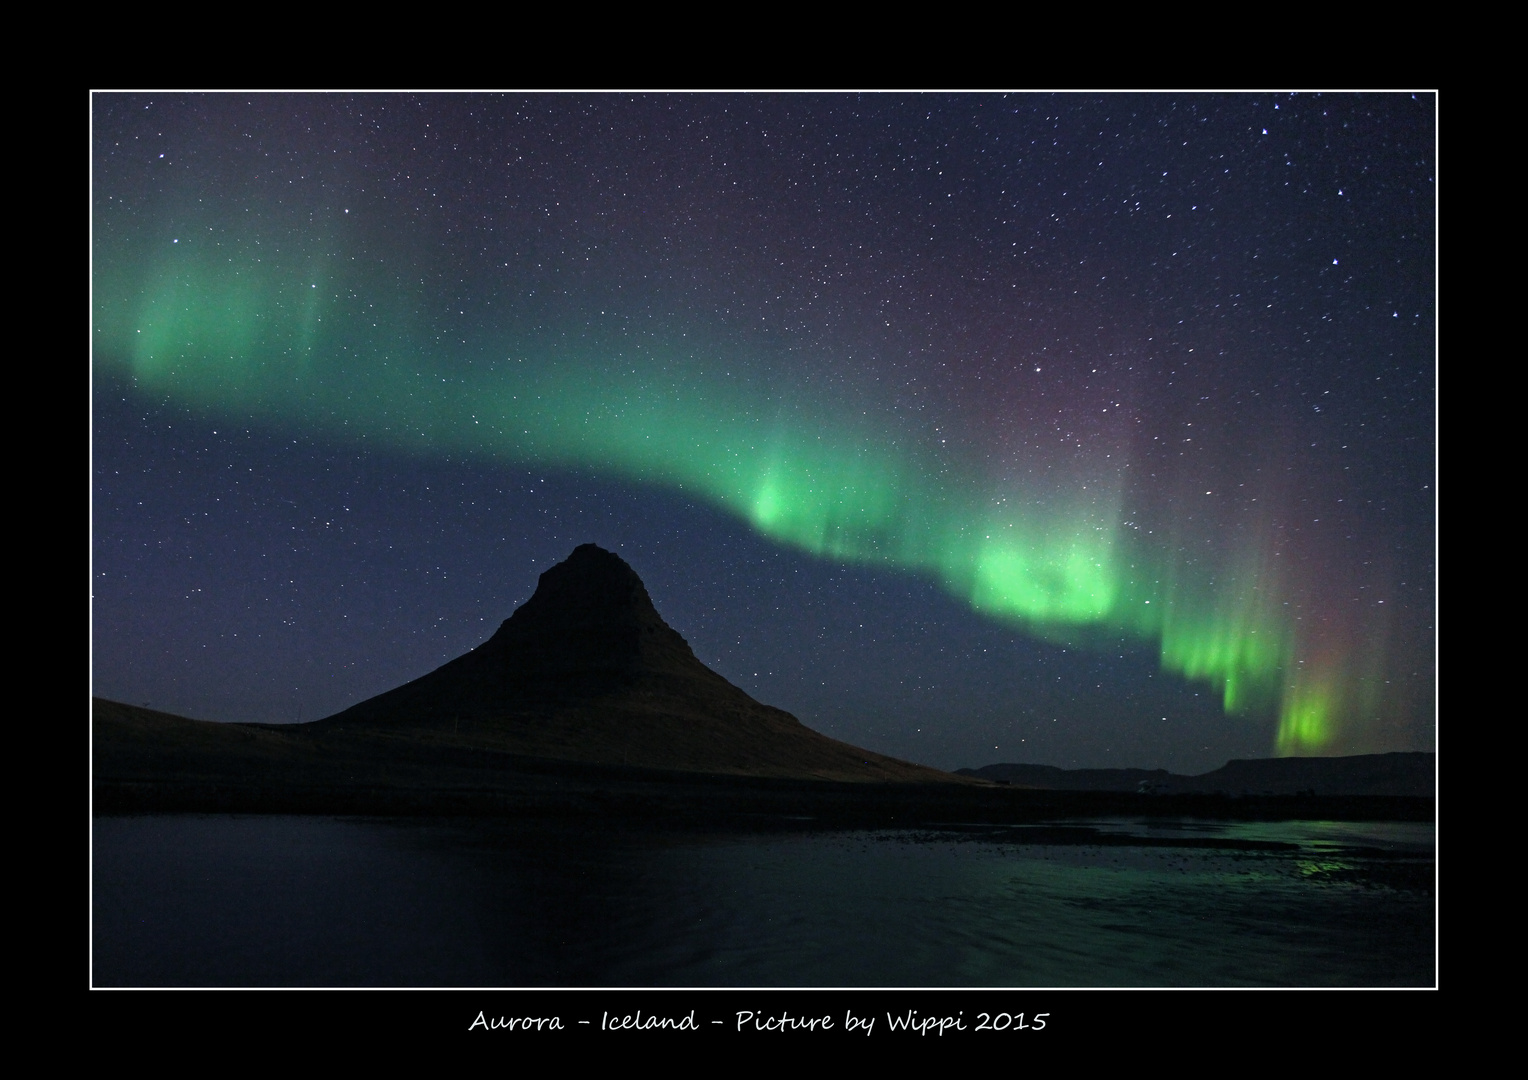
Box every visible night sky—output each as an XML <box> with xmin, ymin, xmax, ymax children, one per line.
<box><xmin>91</xmin><ymin>93</ymin><xmax>1435</xmax><ymax>775</ymax></box>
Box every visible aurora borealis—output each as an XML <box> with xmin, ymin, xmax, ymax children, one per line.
<box><xmin>91</xmin><ymin>94</ymin><xmax>1435</xmax><ymax>772</ymax></box>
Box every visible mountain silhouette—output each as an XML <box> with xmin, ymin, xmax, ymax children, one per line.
<box><xmin>93</xmin><ymin>546</ymin><xmax>1430</xmax><ymax>816</ymax></box>
<box><xmin>317</xmin><ymin>544</ymin><xmax>950</xmax><ymax>781</ymax></box>
<box><xmin>957</xmin><ymin>752</ymin><xmax>1434</xmax><ymax>798</ymax></box>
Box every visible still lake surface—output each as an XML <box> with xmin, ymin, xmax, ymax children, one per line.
<box><xmin>93</xmin><ymin>814</ymin><xmax>1433</xmax><ymax>987</ymax></box>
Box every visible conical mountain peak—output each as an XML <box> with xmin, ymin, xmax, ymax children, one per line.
<box><xmin>318</xmin><ymin>544</ymin><xmax>951</xmax><ymax>781</ymax></box>
<box><xmin>480</xmin><ymin>543</ymin><xmax>696</xmax><ymax>683</ymax></box>
<box><xmin>323</xmin><ymin>544</ymin><xmax>708</xmax><ymax>724</ymax></box>
<box><xmin>496</xmin><ymin>543</ymin><xmax>663</xmax><ymax>637</ymax></box>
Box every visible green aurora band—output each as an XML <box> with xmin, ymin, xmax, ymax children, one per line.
<box><xmin>94</xmin><ymin>227</ymin><xmax>1354</xmax><ymax>753</ymax></box>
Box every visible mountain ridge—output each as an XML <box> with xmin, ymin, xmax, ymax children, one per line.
<box><xmin>958</xmin><ymin>751</ymin><xmax>1434</xmax><ymax>798</ymax></box>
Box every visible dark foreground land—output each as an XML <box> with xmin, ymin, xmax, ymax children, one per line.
<box><xmin>94</xmin><ymin>699</ymin><xmax>1432</xmax><ymax>831</ymax></box>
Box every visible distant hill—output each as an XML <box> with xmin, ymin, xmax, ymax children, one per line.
<box><xmin>952</xmin><ymin>763</ymin><xmax>1175</xmax><ymax>793</ymax></box>
<box><xmin>959</xmin><ymin>752</ymin><xmax>1434</xmax><ymax>798</ymax></box>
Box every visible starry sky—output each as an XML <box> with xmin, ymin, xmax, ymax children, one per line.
<box><xmin>91</xmin><ymin>93</ymin><xmax>1435</xmax><ymax>775</ymax></box>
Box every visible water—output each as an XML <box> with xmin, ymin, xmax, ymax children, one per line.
<box><xmin>92</xmin><ymin>814</ymin><xmax>1434</xmax><ymax>987</ymax></box>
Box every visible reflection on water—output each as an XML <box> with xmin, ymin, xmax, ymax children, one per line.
<box><xmin>92</xmin><ymin>815</ymin><xmax>1433</xmax><ymax>987</ymax></box>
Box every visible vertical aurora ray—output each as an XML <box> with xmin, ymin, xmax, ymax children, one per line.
<box><xmin>92</xmin><ymin>94</ymin><xmax>1433</xmax><ymax>758</ymax></box>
